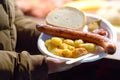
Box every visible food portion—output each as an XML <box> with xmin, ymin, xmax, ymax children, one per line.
<box><xmin>87</xmin><ymin>19</ymin><xmax>101</xmax><ymax>32</ymax></box>
<box><xmin>64</xmin><ymin>0</ymin><xmax>107</xmax><ymax>14</ymax></box>
<box><xmin>36</xmin><ymin>7</ymin><xmax>116</xmax><ymax>58</ymax></box>
<box><xmin>45</xmin><ymin>37</ymin><xmax>96</xmax><ymax>58</ymax></box>
<box><xmin>36</xmin><ymin>24</ymin><xmax>116</xmax><ymax>55</ymax></box>
<box><xmin>46</xmin><ymin>7</ymin><xmax>86</xmax><ymax>30</ymax></box>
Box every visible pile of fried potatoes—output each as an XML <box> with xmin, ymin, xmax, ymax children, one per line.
<box><xmin>45</xmin><ymin>37</ymin><xmax>96</xmax><ymax>58</ymax></box>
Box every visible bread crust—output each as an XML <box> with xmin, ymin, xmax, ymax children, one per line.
<box><xmin>46</xmin><ymin>7</ymin><xmax>86</xmax><ymax>30</ymax></box>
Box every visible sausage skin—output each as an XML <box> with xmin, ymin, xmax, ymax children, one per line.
<box><xmin>36</xmin><ymin>24</ymin><xmax>116</xmax><ymax>55</ymax></box>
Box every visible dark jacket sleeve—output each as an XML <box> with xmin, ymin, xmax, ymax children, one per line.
<box><xmin>14</xmin><ymin>4</ymin><xmax>41</xmax><ymax>53</ymax></box>
<box><xmin>0</xmin><ymin>50</ymin><xmax>48</xmax><ymax>80</ymax></box>
<box><xmin>13</xmin><ymin>4</ymin><xmax>49</xmax><ymax>80</ymax></box>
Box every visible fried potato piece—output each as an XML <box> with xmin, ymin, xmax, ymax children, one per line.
<box><xmin>88</xmin><ymin>20</ymin><xmax>101</xmax><ymax>31</ymax></box>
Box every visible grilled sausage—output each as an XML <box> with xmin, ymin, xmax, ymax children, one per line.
<box><xmin>36</xmin><ymin>24</ymin><xmax>116</xmax><ymax>54</ymax></box>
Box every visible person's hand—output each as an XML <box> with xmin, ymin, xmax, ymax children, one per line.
<box><xmin>30</xmin><ymin>55</ymin><xmax>81</xmax><ymax>75</ymax></box>
<box><xmin>46</xmin><ymin>57</ymin><xmax>81</xmax><ymax>74</ymax></box>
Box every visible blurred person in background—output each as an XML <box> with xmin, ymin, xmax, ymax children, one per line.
<box><xmin>16</xmin><ymin>0</ymin><xmax>72</xmax><ymax>18</ymax></box>
<box><xmin>0</xmin><ymin>0</ymin><xmax>80</xmax><ymax>80</ymax></box>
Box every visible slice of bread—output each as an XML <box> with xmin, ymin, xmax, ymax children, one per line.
<box><xmin>46</xmin><ymin>7</ymin><xmax>86</xmax><ymax>30</ymax></box>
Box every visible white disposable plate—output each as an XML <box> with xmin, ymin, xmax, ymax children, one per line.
<box><xmin>37</xmin><ymin>13</ymin><xmax>117</xmax><ymax>64</ymax></box>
